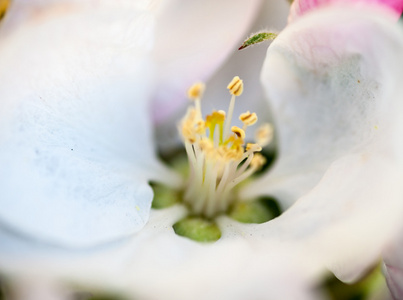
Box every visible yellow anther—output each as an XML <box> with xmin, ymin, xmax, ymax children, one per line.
<box><xmin>199</xmin><ymin>139</ymin><xmax>220</xmax><ymax>160</ymax></box>
<box><xmin>234</xmin><ymin>147</ymin><xmax>244</xmax><ymax>160</ymax></box>
<box><xmin>183</xmin><ymin>108</ymin><xmax>197</xmax><ymax>123</ymax></box>
<box><xmin>226</xmin><ymin>135</ymin><xmax>244</xmax><ymax>149</ymax></box>
<box><xmin>195</xmin><ymin>120</ymin><xmax>205</xmax><ymax>134</ymax></box>
<box><xmin>246</xmin><ymin>143</ymin><xmax>262</xmax><ymax>152</ymax></box>
<box><xmin>187</xmin><ymin>82</ymin><xmax>206</xmax><ymax>100</ymax></box>
<box><xmin>217</xmin><ymin>146</ymin><xmax>227</xmax><ymax>157</ymax></box>
<box><xmin>198</xmin><ymin>139</ymin><xmax>213</xmax><ymax>152</ymax></box>
<box><xmin>227</xmin><ymin>76</ymin><xmax>243</xmax><ymax>96</ymax></box>
<box><xmin>239</xmin><ymin>111</ymin><xmax>257</xmax><ymax>126</ymax></box>
<box><xmin>231</xmin><ymin>126</ymin><xmax>245</xmax><ymax>139</ymax></box>
<box><xmin>180</xmin><ymin>108</ymin><xmax>204</xmax><ymax>143</ymax></box>
<box><xmin>255</xmin><ymin>123</ymin><xmax>274</xmax><ymax>147</ymax></box>
<box><xmin>251</xmin><ymin>153</ymin><xmax>266</xmax><ymax>170</ymax></box>
<box><xmin>222</xmin><ymin>146</ymin><xmax>243</xmax><ymax>161</ymax></box>
<box><xmin>182</xmin><ymin>125</ymin><xmax>196</xmax><ymax>144</ymax></box>
<box><xmin>217</xmin><ymin>147</ymin><xmax>232</xmax><ymax>162</ymax></box>
<box><xmin>0</xmin><ymin>0</ymin><xmax>9</xmax><ymax>20</ymax></box>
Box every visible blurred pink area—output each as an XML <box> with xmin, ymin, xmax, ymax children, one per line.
<box><xmin>289</xmin><ymin>0</ymin><xmax>403</xmax><ymax>22</ymax></box>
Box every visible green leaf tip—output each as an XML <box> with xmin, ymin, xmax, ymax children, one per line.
<box><xmin>238</xmin><ymin>31</ymin><xmax>278</xmax><ymax>50</ymax></box>
<box><xmin>173</xmin><ymin>217</ymin><xmax>222</xmax><ymax>242</ymax></box>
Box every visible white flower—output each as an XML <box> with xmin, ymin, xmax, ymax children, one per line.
<box><xmin>1</xmin><ymin>1</ymin><xmax>403</xmax><ymax>299</ymax></box>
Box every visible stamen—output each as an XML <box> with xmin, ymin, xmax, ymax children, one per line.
<box><xmin>246</xmin><ymin>143</ymin><xmax>262</xmax><ymax>152</ymax></box>
<box><xmin>223</xmin><ymin>76</ymin><xmax>244</xmax><ymax>140</ymax></box>
<box><xmin>227</xmin><ymin>76</ymin><xmax>244</xmax><ymax>96</ymax></box>
<box><xmin>179</xmin><ymin>78</ymin><xmax>272</xmax><ymax>219</ymax></box>
<box><xmin>240</xmin><ymin>111</ymin><xmax>257</xmax><ymax>131</ymax></box>
<box><xmin>255</xmin><ymin>123</ymin><xmax>274</xmax><ymax>147</ymax></box>
<box><xmin>187</xmin><ymin>82</ymin><xmax>205</xmax><ymax>120</ymax></box>
<box><xmin>229</xmin><ymin>154</ymin><xmax>267</xmax><ymax>190</ymax></box>
<box><xmin>251</xmin><ymin>153</ymin><xmax>266</xmax><ymax>169</ymax></box>
<box><xmin>195</xmin><ymin>120</ymin><xmax>205</xmax><ymax>135</ymax></box>
<box><xmin>181</xmin><ymin>108</ymin><xmax>198</xmax><ymax>143</ymax></box>
<box><xmin>231</xmin><ymin>126</ymin><xmax>245</xmax><ymax>139</ymax></box>
<box><xmin>187</xmin><ymin>82</ymin><xmax>205</xmax><ymax>100</ymax></box>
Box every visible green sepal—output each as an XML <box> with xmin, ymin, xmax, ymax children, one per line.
<box><xmin>238</xmin><ymin>31</ymin><xmax>278</xmax><ymax>50</ymax></box>
<box><xmin>229</xmin><ymin>197</ymin><xmax>281</xmax><ymax>224</ymax></box>
<box><xmin>323</xmin><ymin>264</ymin><xmax>385</xmax><ymax>300</ymax></box>
<box><xmin>85</xmin><ymin>294</ymin><xmax>127</xmax><ymax>300</ymax></box>
<box><xmin>151</xmin><ymin>183</ymin><xmax>180</xmax><ymax>209</ymax></box>
<box><xmin>173</xmin><ymin>217</ymin><xmax>221</xmax><ymax>242</ymax></box>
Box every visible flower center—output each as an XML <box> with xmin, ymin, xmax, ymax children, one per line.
<box><xmin>179</xmin><ymin>76</ymin><xmax>273</xmax><ymax>218</ymax></box>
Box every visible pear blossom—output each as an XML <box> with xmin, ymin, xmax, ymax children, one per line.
<box><xmin>1</xmin><ymin>1</ymin><xmax>403</xmax><ymax>300</ymax></box>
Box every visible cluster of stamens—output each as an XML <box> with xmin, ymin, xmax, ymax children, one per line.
<box><xmin>179</xmin><ymin>76</ymin><xmax>273</xmax><ymax>218</ymax></box>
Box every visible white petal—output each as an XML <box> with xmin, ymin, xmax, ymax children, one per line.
<box><xmin>0</xmin><ymin>6</ymin><xmax>167</xmax><ymax>247</ymax></box>
<box><xmin>240</xmin><ymin>7</ymin><xmax>403</xmax><ymax>281</ymax></box>
<box><xmin>151</xmin><ymin>0</ymin><xmax>263</xmax><ymax>122</ymax></box>
<box><xmin>0</xmin><ymin>1</ymin><xmax>152</xmax><ymax>37</ymax></box>
<box><xmin>123</xmin><ymin>226</ymin><xmax>325</xmax><ymax>300</ymax></box>
<box><xmin>0</xmin><ymin>208</ymin><xmax>326</xmax><ymax>300</ymax></box>
<box><xmin>238</xmin><ymin>155</ymin><xmax>403</xmax><ymax>280</ymax></box>
<box><xmin>243</xmin><ymin>6</ymin><xmax>403</xmax><ymax>208</ymax></box>
<box><xmin>6</xmin><ymin>278</ymin><xmax>71</xmax><ymax>300</ymax></box>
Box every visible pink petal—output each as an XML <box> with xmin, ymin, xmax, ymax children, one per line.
<box><xmin>289</xmin><ymin>0</ymin><xmax>403</xmax><ymax>22</ymax></box>
<box><xmin>383</xmin><ymin>228</ymin><xmax>403</xmax><ymax>300</ymax></box>
<box><xmin>384</xmin><ymin>263</ymin><xmax>403</xmax><ymax>300</ymax></box>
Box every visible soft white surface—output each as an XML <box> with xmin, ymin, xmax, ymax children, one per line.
<box><xmin>6</xmin><ymin>278</ymin><xmax>72</xmax><ymax>300</ymax></box>
<box><xmin>234</xmin><ymin>154</ymin><xmax>403</xmax><ymax>281</ymax></box>
<box><xmin>0</xmin><ymin>207</ymin><xmax>326</xmax><ymax>300</ymax></box>
<box><xmin>240</xmin><ymin>7</ymin><xmax>403</xmax><ymax>281</ymax></box>
<box><xmin>242</xmin><ymin>6</ymin><xmax>403</xmax><ymax>207</ymax></box>
<box><xmin>0</xmin><ymin>5</ymin><xmax>167</xmax><ymax>247</ymax></box>
<box><xmin>0</xmin><ymin>0</ymin><xmax>152</xmax><ymax>37</ymax></box>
